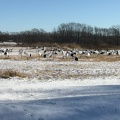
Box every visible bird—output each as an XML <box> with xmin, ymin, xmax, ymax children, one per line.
<box><xmin>74</xmin><ymin>56</ymin><xmax>78</xmax><ymax>61</ymax></box>
<box><xmin>4</xmin><ymin>51</ymin><xmax>7</xmax><ymax>57</ymax></box>
<box><xmin>4</xmin><ymin>48</ymin><xmax>9</xmax><ymax>57</ymax></box>
<box><xmin>24</xmin><ymin>51</ymin><xmax>31</xmax><ymax>59</ymax></box>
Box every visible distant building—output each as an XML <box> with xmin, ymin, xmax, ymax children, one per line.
<box><xmin>8</xmin><ymin>40</ymin><xmax>14</xmax><ymax>42</ymax></box>
<box><xmin>0</xmin><ymin>40</ymin><xmax>17</xmax><ymax>46</ymax></box>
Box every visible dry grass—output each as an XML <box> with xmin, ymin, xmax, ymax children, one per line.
<box><xmin>0</xmin><ymin>69</ymin><xmax>27</xmax><ymax>78</ymax></box>
<box><xmin>77</xmin><ymin>55</ymin><xmax>120</xmax><ymax>62</ymax></box>
<box><xmin>65</xmin><ymin>73</ymin><xmax>114</xmax><ymax>79</ymax></box>
<box><xmin>0</xmin><ymin>54</ymin><xmax>39</xmax><ymax>60</ymax></box>
<box><xmin>32</xmin><ymin>69</ymin><xmax>116</xmax><ymax>80</ymax></box>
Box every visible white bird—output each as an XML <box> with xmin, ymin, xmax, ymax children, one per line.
<box><xmin>24</xmin><ymin>51</ymin><xmax>31</xmax><ymax>59</ymax></box>
<box><xmin>19</xmin><ymin>48</ymin><xmax>24</xmax><ymax>58</ymax></box>
<box><xmin>43</xmin><ymin>51</ymin><xmax>52</xmax><ymax>58</ymax></box>
<box><xmin>87</xmin><ymin>52</ymin><xmax>90</xmax><ymax>57</ymax></box>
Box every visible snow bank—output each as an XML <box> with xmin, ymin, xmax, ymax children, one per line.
<box><xmin>0</xmin><ymin>59</ymin><xmax>120</xmax><ymax>120</ymax></box>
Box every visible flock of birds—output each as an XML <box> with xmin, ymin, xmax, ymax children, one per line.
<box><xmin>0</xmin><ymin>46</ymin><xmax>120</xmax><ymax>61</ymax></box>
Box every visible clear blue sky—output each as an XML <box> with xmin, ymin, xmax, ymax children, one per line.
<box><xmin>0</xmin><ymin>0</ymin><xmax>120</xmax><ymax>32</ymax></box>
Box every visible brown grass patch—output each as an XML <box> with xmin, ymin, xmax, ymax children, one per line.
<box><xmin>77</xmin><ymin>55</ymin><xmax>120</xmax><ymax>62</ymax></box>
<box><xmin>65</xmin><ymin>73</ymin><xmax>114</xmax><ymax>79</ymax></box>
<box><xmin>0</xmin><ymin>69</ymin><xmax>27</xmax><ymax>78</ymax></box>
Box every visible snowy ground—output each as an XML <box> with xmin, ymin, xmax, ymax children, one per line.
<box><xmin>0</xmin><ymin>58</ymin><xmax>120</xmax><ymax>120</ymax></box>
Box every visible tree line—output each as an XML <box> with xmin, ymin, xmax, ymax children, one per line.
<box><xmin>0</xmin><ymin>22</ymin><xmax>120</xmax><ymax>48</ymax></box>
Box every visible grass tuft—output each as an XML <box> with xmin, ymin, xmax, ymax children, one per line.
<box><xmin>0</xmin><ymin>69</ymin><xmax>26</xmax><ymax>78</ymax></box>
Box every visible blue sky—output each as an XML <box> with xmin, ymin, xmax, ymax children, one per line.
<box><xmin>0</xmin><ymin>0</ymin><xmax>120</xmax><ymax>32</ymax></box>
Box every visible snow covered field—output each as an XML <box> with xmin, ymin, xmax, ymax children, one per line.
<box><xmin>0</xmin><ymin>57</ymin><xmax>120</xmax><ymax>120</ymax></box>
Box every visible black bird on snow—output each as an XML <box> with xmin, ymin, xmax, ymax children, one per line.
<box><xmin>74</xmin><ymin>56</ymin><xmax>78</xmax><ymax>61</ymax></box>
<box><xmin>4</xmin><ymin>51</ymin><xmax>7</xmax><ymax>56</ymax></box>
